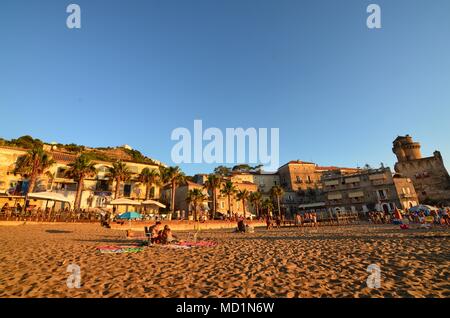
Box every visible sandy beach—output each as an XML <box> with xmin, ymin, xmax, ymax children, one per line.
<box><xmin>0</xmin><ymin>223</ymin><xmax>449</xmax><ymax>298</ymax></box>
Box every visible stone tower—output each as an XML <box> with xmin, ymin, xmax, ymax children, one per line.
<box><xmin>393</xmin><ymin>135</ymin><xmax>450</xmax><ymax>205</ymax></box>
<box><xmin>393</xmin><ymin>135</ymin><xmax>422</xmax><ymax>162</ymax></box>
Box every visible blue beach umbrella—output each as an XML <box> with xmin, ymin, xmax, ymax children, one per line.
<box><xmin>117</xmin><ymin>211</ymin><xmax>142</xmax><ymax>231</ymax></box>
<box><xmin>118</xmin><ymin>211</ymin><xmax>142</xmax><ymax>220</ymax></box>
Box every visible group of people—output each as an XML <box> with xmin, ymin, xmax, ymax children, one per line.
<box><xmin>368</xmin><ymin>211</ymin><xmax>392</xmax><ymax>224</ymax></box>
<box><xmin>294</xmin><ymin>212</ymin><xmax>318</xmax><ymax>227</ymax></box>
<box><xmin>368</xmin><ymin>207</ymin><xmax>450</xmax><ymax>226</ymax></box>
<box><xmin>147</xmin><ymin>221</ymin><xmax>179</xmax><ymax>244</ymax></box>
<box><xmin>403</xmin><ymin>207</ymin><xmax>450</xmax><ymax>225</ymax></box>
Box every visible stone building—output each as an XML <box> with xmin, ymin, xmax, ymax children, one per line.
<box><xmin>277</xmin><ymin>161</ymin><xmax>359</xmax><ymax>216</ymax></box>
<box><xmin>322</xmin><ymin>167</ymin><xmax>419</xmax><ymax>214</ymax></box>
<box><xmin>393</xmin><ymin>135</ymin><xmax>450</xmax><ymax>205</ymax></box>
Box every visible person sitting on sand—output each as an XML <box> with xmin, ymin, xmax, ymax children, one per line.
<box><xmin>1</xmin><ymin>203</ymin><xmax>9</xmax><ymax>213</ymax></box>
<box><xmin>160</xmin><ymin>225</ymin><xmax>178</xmax><ymax>244</ymax></box>
<box><xmin>149</xmin><ymin>221</ymin><xmax>163</xmax><ymax>243</ymax></box>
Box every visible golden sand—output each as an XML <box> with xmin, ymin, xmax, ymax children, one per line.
<box><xmin>0</xmin><ymin>223</ymin><xmax>448</xmax><ymax>298</ymax></box>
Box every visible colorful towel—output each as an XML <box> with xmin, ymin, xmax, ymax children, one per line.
<box><xmin>97</xmin><ymin>245</ymin><xmax>144</xmax><ymax>253</ymax></box>
<box><xmin>176</xmin><ymin>241</ymin><xmax>217</xmax><ymax>247</ymax></box>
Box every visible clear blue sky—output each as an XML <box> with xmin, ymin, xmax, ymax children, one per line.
<box><xmin>1</xmin><ymin>0</ymin><xmax>449</xmax><ymax>175</ymax></box>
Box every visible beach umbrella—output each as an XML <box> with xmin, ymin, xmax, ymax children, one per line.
<box><xmin>118</xmin><ymin>211</ymin><xmax>142</xmax><ymax>220</ymax></box>
<box><xmin>141</xmin><ymin>199</ymin><xmax>166</xmax><ymax>208</ymax></box>
<box><xmin>118</xmin><ymin>211</ymin><xmax>142</xmax><ymax>231</ymax></box>
<box><xmin>409</xmin><ymin>205</ymin><xmax>438</xmax><ymax>214</ymax></box>
<box><xmin>109</xmin><ymin>198</ymin><xmax>141</xmax><ymax>214</ymax></box>
<box><xmin>142</xmin><ymin>199</ymin><xmax>166</xmax><ymax>218</ymax></box>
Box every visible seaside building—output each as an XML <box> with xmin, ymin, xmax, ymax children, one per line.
<box><xmin>0</xmin><ymin>145</ymin><xmax>163</xmax><ymax>211</ymax></box>
<box><xmin>277</xmin><ymin>161</ymin><xmax>360</xmax><ymax>216</ymax></box>
<box><xmin>393</xmin><ymin>135</ymin><xmax>450</xmax><ymax>205</ymax></box>
<box><xmin>321</xmin><ymin>167</ymin><xmax>419</xmax><ymax>214</ymax></box>
<box><xmin>161</xmin><ymin>177</ymin><xmax>258</xmax><ymax>219</ymax></box>
<box><xmin>161</xmin><ymin>180</ymin><xmax>208</xmax><ymax>219</ymax></box>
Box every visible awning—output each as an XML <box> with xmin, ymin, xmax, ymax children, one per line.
<box><xmin>345</xmin><ymin>177</ymin><xmax>360</xmax><ymax>184</ymax></box>
<box><xmin>109</xmin><ymin>198</ymin><xmax>141</xmax><ymax>206</ymax></box>
<box><xmin>299</xmin><ymin>202</ymin><xmax>326</xmax><ymax>209</ymax></box>
<box><xmin>349</xmin><ymin>191</ymin><xmax>364</xmax><ymax>198</ymax></box>
<box><xmin>369</xmin><ymin>174</ymin><xmax>385</xmax><ymax>180</ymax></box>
<box><xmin>328</xmin><ymin>193</ymin><xmax>342</xmax><ymax>200</ymax></box>
<box><xmin>28</xmin><ymin>191</ymin><xmax>72</xmax><ymax>204</ymax></box>
<box><xmin>141</xmin><ymin>199</ymin><xmax>166</xmax><ymax>208</ymax></box>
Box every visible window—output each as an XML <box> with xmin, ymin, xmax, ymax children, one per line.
<box><xmin>96</xmin><ymin>180</ymin><xmax>109</xmax><ymax>191</ymax></box>
<box><xmin>124</xmin><ymin>184</ymin><xmax>132</xmax><ymax>197</ymax></box>
<box><xmin>149</xmin><ymin>187</ymin><xmax>155</xmax><ymax>198</ymax></box>
<box><xmin>56</xmin><ymin>167</ymin><xmax>67</xmax><ymax>178</ymax></box>
<box><xmin>377</xmin><ymin>189</ymin><xmax>388</xmax><ymax>200</ymax></box>
<box><xmin>221</xmin><ymin>201</ymin><xmax>225</xmax><ymax>209</ymax></box>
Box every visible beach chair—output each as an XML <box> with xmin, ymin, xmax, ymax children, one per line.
<box><xmin>144</xmin><ymin>226</ymin><xmax>152</xmax><ymax>245</ymax></box>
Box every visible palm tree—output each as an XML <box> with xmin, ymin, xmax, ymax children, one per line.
<box><xmin>186</xmin><ymin>188</ymin><xmax>207</xmax><ymax>221</ymax></box>
<box><xmin>138</xmin><ymin>168</ymin><xmax>160</xmax><ymax>200</ymax></box>
<box><xmin>262</xmin><ymin>198</ymin><xmax>274</xmax><ymax>217</ymax></box>
<box><xmin>160</xmin><ymin>166</ymin><xmax>186</xmax><ymax>213</ymax></box>
<box><xmin>65</xmin><ymin>154</ymin><xmax>97</xmax><ymax>210</ymax></box>
<box><xmin>249</xmin><ymin>191</ymin><xmax>263</xmax><ymax>218</ymax></box>
<box><xmin>220</xmin><ymin>180</ymin><xmax>236</xmax><ymax>218</ymax></box>
<box><xmin>236</xmin><ymin>189</ymin><xmax>250</xmax><ymax>219</ymax></box>
<box><xmin>270</xmin><ymin>185</ymin><xmax>284</xmax><ymax>217</ymax></box>
<box><xmin>214</xmin><ymin>165</ymin><xmax>231</xmax><ymax>177</ymax></box>
<box><xmin>14</xmin><ymin>146</ymin><xmax>55</xmax><ymax>196</ymax></box>
<box><xmin>107</xmin><ymin>161</ymin><xmax>131</xmax><ymax>199</ymax></box>
<box><xmin>203</xmin><ymin>174</ymin><xmax>222</xmax><ymax>219</ymax></box>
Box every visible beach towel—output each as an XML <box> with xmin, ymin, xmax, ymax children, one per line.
<box><xmin>176</xmin><ymin>241</ymin><xmax>217</xmax><ymax>247</ymax></box>
<box><xmin>96</xmin><ymin>244</ymin><xmax>144</xmax><ymax>254</ymax></box>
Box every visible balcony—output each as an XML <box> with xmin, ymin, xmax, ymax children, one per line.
<box><xmin>372</xmin><ymin>180</ymin><xmax>388</xmax><ymax>186</ymax></box>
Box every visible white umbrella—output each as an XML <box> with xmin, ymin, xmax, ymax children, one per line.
<box><xmin>141</xmin><ymin>199</ymin><xmax>166</xmax><ymax>208</ymax></box>
<box><xmin>28</xmin><ymin>191</ymin><xmax>73</xmax><ymax>211</ymax></box>
<box><xmin>28</xmin><ymin>191</ymin><xmax>72</xmax><ymax>203</ymax></box>
<box><xmin>109</xmin><ymin>198</ymin><xmax>141</xmax><ymax>206</ymax></box>
<box><xmin>109</xmin><ymin>198</ymin><xmax>141</xmax><ymax>214</ymax></box>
